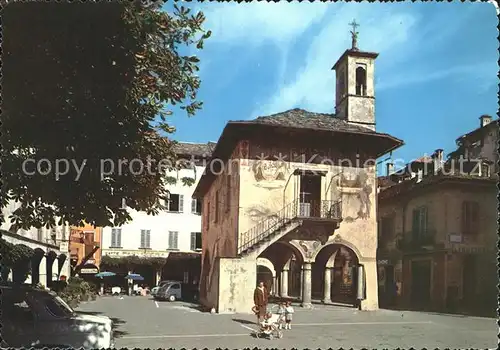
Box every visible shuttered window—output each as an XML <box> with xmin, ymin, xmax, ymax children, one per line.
<box><xmin>411</xmin><ymin>206</ymin><xmax>428</xmax><ymax>239</ymax></box>
<box><xmin>191</xmin><ymin>199</ymin><xmax>201</xmax><ymax>214</ymax></box>
<box><xmin>462</xmin><ymin>201</ymin><xmax>479</xmax><ymax>235</ymax></box>
<box><xmin>140</xmin><ymin>229</ymin><xmax>151</xmax><ymax>248</ymax></box>
<box><xmin>111</xmin><ymin>228</ymin><xmax>122</xmax><ymax>247</ymax></box>
<box><xmin>167</xmin><ymin>194</ymin><xmax>184</xmax><ymax>212</ymax></box>
<box><xmin>168</xmin><ymin>231</ymin><xmax>178</xmax><ymax>249</ymax></box>
<box><xmin>190</xmin><ymin>232</ymin><xmax>202</xmax><ymax>251</ymax></box>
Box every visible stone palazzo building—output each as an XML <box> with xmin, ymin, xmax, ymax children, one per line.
<box><xmin>193</xmin><ymin>39</ymin><xmax>404</xmax><ymax>313</ymax></box>
<box><xmin>377</xmin><ymin>115</ymin><xmax>498</xmax><ymax>316</ymax></box>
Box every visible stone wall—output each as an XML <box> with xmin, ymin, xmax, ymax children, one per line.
<box><xmin>378</xmin><ymin>181</ymin><xmax>497</xmax><ymax>310</ymax></box>
<box><xmin>199</xmin><ymin>146</ymin><xmax>240</xmax><ymax>310</ymax></box>
<box><xmin>217</xmin><ymin>257</ymin><xmax>256</xmax><ymax>313</ymax></box>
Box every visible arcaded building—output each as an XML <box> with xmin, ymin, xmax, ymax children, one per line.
<box><xmin>193</xmin><ymin>33</ymin><xmax>403</xmax><ymax>313</ymax></box>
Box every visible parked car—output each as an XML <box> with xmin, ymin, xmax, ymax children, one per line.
<box><xmin>1</xmin><ymin>283</ymin><xmax>114</xmax><ymax>349</ymax></box>
<box><xmin>151</xmin><ymin>280</ymin><xmax>177</xmax><ymax>297</ymax></box>
<box><xmin>153</xmin><ymin>281</ymin><xmax>200</xmax><ymax>302</ymax></box>
<box><xmin>154</xmin><ymin>281</ymin><xmax>182</xmax><ymax>301</ymax></box>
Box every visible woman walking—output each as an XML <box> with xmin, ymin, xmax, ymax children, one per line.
<box><xmin>253</xmin><ymin>281</ymin><xmax>268</xmax><ymax>323</ymax></box>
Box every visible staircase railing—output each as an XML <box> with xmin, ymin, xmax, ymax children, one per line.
<box><xmin>237</xmin><ymin>198</ymin><xmax>343</xmax><ymax>254</ymax></box>
<box><xmin>238</xmin><ymin>199</ymin><xmax>299</xmax><ymax>254</ymax></box>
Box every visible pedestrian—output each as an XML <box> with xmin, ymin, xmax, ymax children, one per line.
<box><xmin>253</xmin><ymin>281</ymin><xmax>268</xmax><ymax>323</ymax></box>
<box><xmin>277</xmin><ymin>301</ymin><xmax>286</xmax><ymax>329</ymax></box>
<box><xmin>284</xmin><ymin>301</ymin><xmax>294</xmax><ymax>329</ymax></box>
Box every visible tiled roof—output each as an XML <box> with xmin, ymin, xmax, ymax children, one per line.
<box><xmin>244</xmin><ymin>108</ymin><xmax>379</xmax><ymax>135</ymax></box>
<box><xmin>172</xmin><ymin>142</ymin><xmax>216</xmax><ymax>158</ymax></box>
<box><xmin>378</xmin><ymin>173</ymin><xmax>496</xmax><ymax>201</ymax></box>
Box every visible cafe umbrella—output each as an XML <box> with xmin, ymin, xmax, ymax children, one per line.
<box><xmin>95</xmin><ymin>271</ymin><xmax>116</xmax><ymax>278</ymax></box>
<box><xmin>125</xmin><ymin>273</ymin><xmax>144</xmax><ymax>281</ymax></box>
<box><xmin>125</xmin><ymin>273</ymin><xmax>145</xmax><ymax>295</ymax></box>
<box><xmin>95</xmin><ymin>271</ymin><xmax>116</xmax><ymax>294</ymax></box>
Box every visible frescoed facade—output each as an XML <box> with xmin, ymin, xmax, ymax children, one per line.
<box><xmin>193</xmin><ymin>39</ymin><xmax>404</xmax><ymax>313</ymax></box>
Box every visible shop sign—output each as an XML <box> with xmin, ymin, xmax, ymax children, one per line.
<box><xmin>79</xmin><ymin>263</ymin><xmax>99</xmax><ymax>274</ymax></box>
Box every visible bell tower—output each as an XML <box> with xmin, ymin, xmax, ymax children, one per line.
<box><xmin>332</xmin><ymin>20</ymin><xmax>379</xmax><ymax>131</ymax></box>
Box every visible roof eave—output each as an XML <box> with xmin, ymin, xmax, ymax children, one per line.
<box><xmin>332</xmin><ymin>49</ymin><xmax>380</xmax><ymax>70</ymax></box>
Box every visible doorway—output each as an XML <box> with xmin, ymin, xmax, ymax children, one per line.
<box><xmin>384</xmin><ymin>265</ymin><xmax>395</xmax><ymax>306</ymax></box>
<box><xmin>257</xmin><ymin>265</ymin><xmax>273</xmax><ymax>293</ymax></box>
<box><xmin>299</xmin><ymin>174</ymin><xmax>322</xmax><ymax>217</ymax></box>
<box><xmin>410</xmin><ymin>259</ymin><xmax>431</xmax><ymax>309</ymax></box>
<box><xmin>462</xmin><ymin>255</ymin><xmax>477</xmax><ymax>305</ymax></box>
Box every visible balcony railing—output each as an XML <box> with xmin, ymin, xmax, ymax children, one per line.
<box><xmin>396</xmin><ymin>230</ymin><xmax>437</xmax><ymax>251</ymax></box>
<box><xmin>298</xmin><ymin>199</ymin><xmax>343</xmax><ymax>220</ymax></box>
<box><xmin>238</xmin><ymin>198</ymin><xmax>342</xmax><ymax>254</ymax></box>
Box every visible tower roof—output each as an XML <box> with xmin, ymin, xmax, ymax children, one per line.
<box><xmin>332</xmin><ymin>49</ymin><xmax>379</xmax><ymax>70</ymax></box>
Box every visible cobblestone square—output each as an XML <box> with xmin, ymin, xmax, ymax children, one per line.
<box><xmin>76</xmin><ymin>296</ymin><xmax>496</xmax><ymax>349</ymax></box>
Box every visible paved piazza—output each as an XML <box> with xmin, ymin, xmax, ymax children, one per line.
<box><xmin>76</xmin><ymin>296</ymin><xmax>496</xmax><ymax>349</ymax></box>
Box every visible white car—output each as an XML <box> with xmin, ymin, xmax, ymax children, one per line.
<box><xmin>1</xmin><ymin>283</ymin><xmax>114</xmax><ymax>349</ymax></box>
<box><xmin>151</xmin><ymin>280</ymin><xmax>173</xmax><ymax>296</ymax></box>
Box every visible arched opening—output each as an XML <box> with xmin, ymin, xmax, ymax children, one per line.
<box><xmin>31</xmin><ymin>248</ymin><xmax>45</xmax><ymax>285</ymax></box>
<box><xmin>46</xmin><ymin>251</ymin><xmax>57</xmax><ymax>288</ymax></box>
<box><xmin>259</xmin><ymin>241</ymin><xmax>305</xmax><ymax>299</ymax></box>
<box><xmin>355</xmin><ymin>67</ymin><xmax>367</xmax><ymax>96</ymax></box>
<box><xmin>57</xmin><ymin>254</ymin><xmax>67</xmax><ymax>279</ymax></box>
<box><xmin>313</xmin><ymin>244</ymin><xmax>360</xmax><ymax>306</ymax></box>
<box><xmin>256</xmin><ymin>265</ymin><xmax>274</xmax><ymax>293</ymax></box>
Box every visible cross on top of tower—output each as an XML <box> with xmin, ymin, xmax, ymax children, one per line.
<box><xmin>349</xmin><ymin>19</ymin><xmax>359</xmax><ymax>50</ymax></box>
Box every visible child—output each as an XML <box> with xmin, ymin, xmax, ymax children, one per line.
<box><xmin>284</xmin><ymin>301</ymin><xmax>294</xmax><ymax>329</ymax></box>
<box><xmin>260</xmin><ymin>312</ymin><xmax>274</xmax><ymax>337</ymax></box>
<box><xmin>277</xmin><ymin>302</ymin><xmax>286</xmax><ymax>329</ymax></box>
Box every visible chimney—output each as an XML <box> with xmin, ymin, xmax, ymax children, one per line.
<box><xmin>386</xmin><ymin>162</ymin><xmax>394</xmax><ymax>176</ymax></box>
<box><xmin>480</xmin><ymin>114</ymin><xmax>492</xmax><ymax>128</ymax></box>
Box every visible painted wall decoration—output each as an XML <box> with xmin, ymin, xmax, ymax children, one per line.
<box><xmin>246</xmin><ymin>204</ymin><xmax>279</xmax><ymax>223</ymax></box>
<box><xmin>251</xmin><ymin>159</ymin><xmax>288</xmax><ymax>189</ymax></box>
<box><xmin>298</xmin><ymin>240</ymin><xmax>321</xmax><ymax>260</ymax></box>
<box><xmin>332</xmin><ymin>169</ymin><xmax>373</xmax><ymax>222</ymax></box>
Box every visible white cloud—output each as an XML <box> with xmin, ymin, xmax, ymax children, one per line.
<box><xmin>377</xmin><ymin>62</ymin><xmax>498</xmax><ymax>91</ymax></box>
<box><xmin>201</xmin><ymin>2</ymin><xmax>329</xmax><ymax>48</ymax></box>
<box><xmin>252</xmin><ymin>5</ymin><xmax>419</xmax><ymax>117</ymax></box>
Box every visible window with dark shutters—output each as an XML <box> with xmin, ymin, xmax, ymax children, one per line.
<box><xmin>191</xmin><ymin>199</ymin><xmax>201</xmax><ymax>215</ymax></box>
<box><xmin>411</xmin><ymin>206</ymin><xmax>428</xmax><ymax>239</ymax></box>
<box><xmin>190</xmin><ymin>232</ymin><xmax>202</xmax><ymax>251</ymax></box>
<box><xmin>167</xmin><ymin>194</ymin><xmax>184</xmax><ymax>213</ymax></box>
<box><xmin>462</xmin><ymin>201</ymin><xmax>479</xmax><ymax>235</ymax></box>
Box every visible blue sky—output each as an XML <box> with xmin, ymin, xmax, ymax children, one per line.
<box><xmin>163</xmin><ymin>1</ymin><xmax>498</xmax><ymax>169</ymax></box>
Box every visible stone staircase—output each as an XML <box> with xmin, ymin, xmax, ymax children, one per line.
<box><xmin>237</xmin><ymin>198</ymin><xmax>342</xmax><ymax>258</ymax></box>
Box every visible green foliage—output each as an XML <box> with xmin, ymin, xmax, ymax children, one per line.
<box><xmin>165</xmin><ymin>176</ymin><xmax>178</xmax><ymax>185</ymax></box>
<box><xmin>57</xmin><ymin>276</ymin><xmax>96</xmax><ymax>308</ymax></box>
<box><xmin>0</xmin><ymin>237</ymin><xmax>15</xmax><ymax>266</ymax></box>
<box><xmin>0</xmin><ymin>238</ymin><xmax>34</xmax><ymax>283</ymax></box>
<box><xmin>101</xmin><ymin>255</ymin><xmax>166</xmax><ymax>270</ymax></box>
<box><xmin>1</xmin><ymin>1</ymin><xmax>210</xmax><ymax>229</ymax></box>
<box><xmin>180</xmin><ymin>176</ymin><xmax>196</xmax><ymax>187</ymax></box>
